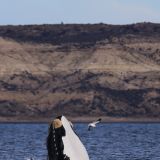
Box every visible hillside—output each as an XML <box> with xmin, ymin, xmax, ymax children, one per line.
<box><xmin>0</xmin><ymin>23</ymin><xmax>160</xmax><ymax>122</ymax></box>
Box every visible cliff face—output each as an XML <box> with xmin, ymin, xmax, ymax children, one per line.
<box><xmin>0</xmin><ymin>23</ymin><xmax>160</xmax><ymax>120</ymax></box>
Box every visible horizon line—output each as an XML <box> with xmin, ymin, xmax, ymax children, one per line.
<box><xmin>0</xmin><ymin>21</ymin><xmax>159</xmax><ymax>26</ymax></box>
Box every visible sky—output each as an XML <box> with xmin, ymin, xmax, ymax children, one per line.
<box><xmin>0</xmin><ymin>0</ymin><xmax>160</xmax><ymax>25</ymax></box>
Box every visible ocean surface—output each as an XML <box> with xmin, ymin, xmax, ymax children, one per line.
<box><xmin>0</xmin><ymin>123</ymin><xmax>160</xmax><ymax>160</ymax></box>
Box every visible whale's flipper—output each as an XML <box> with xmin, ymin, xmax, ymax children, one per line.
<box><xmin>61</xmin><ymin>116</ymin><xmax>89</xmax><ymax>160</ymax></box>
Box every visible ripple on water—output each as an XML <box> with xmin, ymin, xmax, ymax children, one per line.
<box><xmin>1</xmin><ymin>123</ymin><xmax>160</xmax><ymax>160</ymax></box>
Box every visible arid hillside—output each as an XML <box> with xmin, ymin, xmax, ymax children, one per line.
<box><xmin>0</xmin><ymin>23</ymin><xmax>160</xmax><ymax>121</ymax></box>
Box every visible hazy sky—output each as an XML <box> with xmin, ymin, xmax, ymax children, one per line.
<box><xmin>0</xmin><ymin>0</ymin><xmax>160</xmax><ymax>25</ymax></box>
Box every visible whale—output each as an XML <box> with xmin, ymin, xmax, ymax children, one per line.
<box><xmin>61</xmin><ymin>116</ymin><xmax>90</xmax><ymax>160</ymax></box>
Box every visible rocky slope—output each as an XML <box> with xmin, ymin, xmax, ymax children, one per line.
<box><xmin>0</xmin><ymin>23</ymin><xmax>160</xmax><ymax>121</ymax></box>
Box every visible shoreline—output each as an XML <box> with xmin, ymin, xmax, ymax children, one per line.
<box><xmin>1</xmin><ymin>116</ymin><xmax>160</xmax><ymax>123</ymax></box>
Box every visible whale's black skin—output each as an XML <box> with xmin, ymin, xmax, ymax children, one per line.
<box><xmin>47</xmin><ymin>116</ymin><xmax>70</xmax><ymax>160</ymax></box>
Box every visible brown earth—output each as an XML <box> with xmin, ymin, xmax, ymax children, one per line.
<box><xmin>0</xmin><ymin>23</ymin><xmax>160</xmax><ymax>122</ymax></box>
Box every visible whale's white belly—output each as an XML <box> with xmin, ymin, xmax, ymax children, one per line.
<box><xmin>61</xmin><ymin>116</ymin><xmax>90</xmax><ymax>160</ymax></box>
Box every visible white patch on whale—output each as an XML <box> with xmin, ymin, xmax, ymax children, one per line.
<box><xmin>61</xmin><ymin>116</ymin><xmax>90</xmax><ymax>160</ymax></box>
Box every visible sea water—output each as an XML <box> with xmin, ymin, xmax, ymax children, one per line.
<box><xmin>0</xmin><ymin>123</ymin><xmax>160</xmax><ymax>160</ymax></box>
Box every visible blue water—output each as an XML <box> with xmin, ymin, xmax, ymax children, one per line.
<box><xmin>0</xmin><ymin>123</ymin><xmax>160</xmax><ymax>160</ymax></box>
